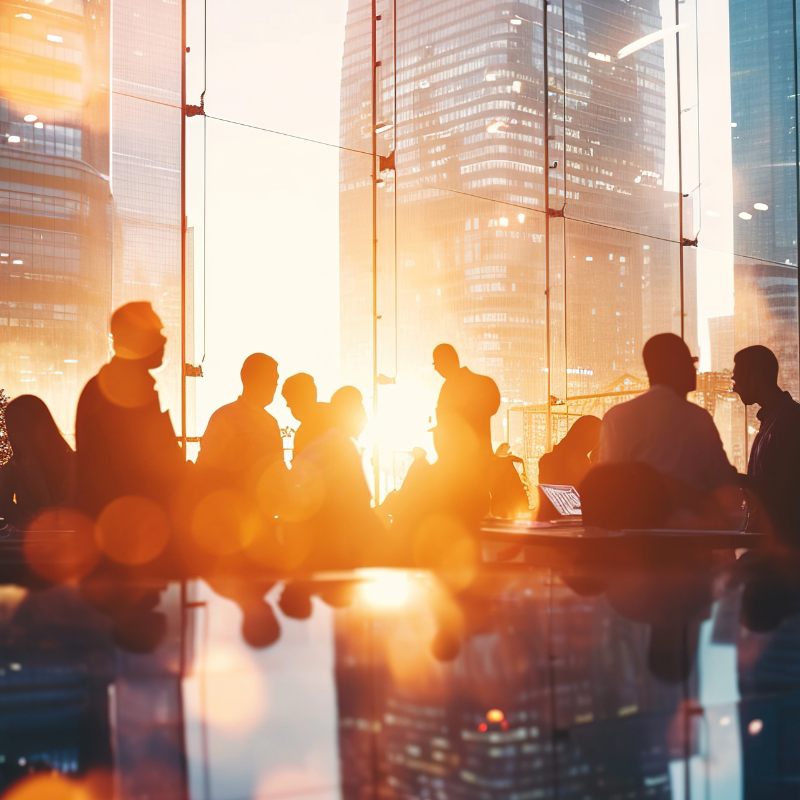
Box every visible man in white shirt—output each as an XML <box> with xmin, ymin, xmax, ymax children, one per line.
<box><xmin>599</xmin><ymin>333</ymin><xmax>736</xmax><ymax>493</ymax></box>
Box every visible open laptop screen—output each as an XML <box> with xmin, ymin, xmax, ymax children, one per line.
<box><xmin>539</xmin><ymin>484</ymin><xmax>581</xmax><ymax>517</ymax></box>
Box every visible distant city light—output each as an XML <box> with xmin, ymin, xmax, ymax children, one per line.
<box><xmin>12</xmin><ymin>260</ymin><xmax>23</xmax><ymax>265</ymax></box>
<box><xmin>375</xmin><ymin>121</ymin><xmax>393</xmax><ymax>134</ymax></box>
<box><xmin>510</xmin><ymin>17</ymin><xmax>522</xmax><ymax>25</ymax></box>
<box><xmin>47</xmin><ymin>34</ymin><xmax>63</xmax><ymax>43</ymax></box>
<box><xmin>643</xmin><ymin>245</ymin><xmax>650</xmax><ymax>249</ymax></box>
<box><xmin>731</xmin><ymin>122</ymin><xmax>738</xmax><ymax>128</ymax></box>
<box><xmin>719</xmin><ymin>716</ymin><xmax>731</xmax><ymax>726</ymax></box>
<box><xmin>517</xmin><ymin>213</ymin><xmax>525</xmax><ymax>223</ymax></box>
<box><xmin>34</xmin><ymin>122</ymin><xmax>43</xmax><ymax>129</ymax></box>
<box><xmin>586</xmin><ymin>256</ymin><xmax>593</xmax><ymax>261</ymax></box>
<box><xmin>419</xmin><ymin>79</ymin><xmax>430</xmax><ymax>88</ymax></box>
<box><xmin>486</xmin><ymin>709</ymin><xmax>505</xmax><ymax>722</ymax></box>
<box><xmin>63</xmin><ymin>359</ymin><xmax>78</xmax><ymax>364</ymax></box>
<box><xmin>738</xmin><ymin>211</ymin><xmax>752</xmax><ymax>220</ymax></box>
<box><xmin>512</xmin><ymin>80</ymin><xmax>522</xmax><ymax>92</ymax></box>
<box><xmin>588</xmin><ymin>51</ymin><xmax>611</xmax><ymax>62</ymax></box>
<box><xmin>748</xmin><ymin>719</ymin><xmax>763</xmax><ymax>736</ymax></box>
<box><xmin>478</xmin><ymin>723</ymin><xmax>488</xmax><ymax>732</ymax></box>
<box><xmin>485</xmin><ymin>72</ymin><xmax>498</xmax><ymax>81</ymax></box>
<box><xmin>23</xmin><ymin>114</ymin><xmax>37</xmax><ymax>122</ymax></box>
<box><xmin>499</xmin><ymin>217</ymin><xmax>509</xmax><ymax>227</ymax></box>
<box><xmin>754</xmin><ymin>202</ymin><xmax>769</xmax><ymax>211</ymax></box>
<box><xmin>486</xmin><ymin>120</ymin><xmax>508</xmax><ymax>133</ymax></box>
<box><xmin>7</xmin><ymin>136</ymin><xmax>21</xmax><ymax>144</ymax></box>
<box><xmin>617</xmin><ymin>24</ymin><xmax>687</xmax><ymax>61</ymax></box>
<box><xmin>0</xmin><ymin>254</ymin><xmax>7</xmax><ymax>258</ymax></box>
<box><xmin>15</xmin><ymin>13</ymin><xmax>32</xmax><ymax>19</ymax></box>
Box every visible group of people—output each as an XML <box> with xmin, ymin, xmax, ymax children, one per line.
<box><xmin>1</xmin><ymin>302</ymin><xmax>799</xmax><ymax>577</ymax></box>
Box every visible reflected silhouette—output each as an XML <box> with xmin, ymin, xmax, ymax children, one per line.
<box><xmin>0</xmin><ymin>396</ymin><xmax>74</xmax><ymax>528</ymax></box>
<box><xmin>733</xmin><ymin>345</ymin><xmax>800</xmax><ymax>545</ymax></box>
<box><xmin>76</xmin><ymin>303</ymin><xmax>186</xmax><ymax>519</ymax></box>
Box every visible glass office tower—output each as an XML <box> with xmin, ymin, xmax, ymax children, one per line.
<box><xmin>0</xmin><ymin>0</ymin><xmax>113</xmax><ymax>433</ymax></box>
<box><xmin>339</xmin><ymin>0</ymin><xmax>697</xmax><ymax>455</ymax></box>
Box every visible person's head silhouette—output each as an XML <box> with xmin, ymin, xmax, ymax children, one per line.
<box><xmin>5</xmin><ymin>395</ymin><xmax>71</xmax><ymax>462</ymax></box>
<box><xmin>642</xmin><ymin>333</ymin><xmax>698</xmax><ymax>397</ymax></box>
<box><xmin>330</xmin><ymin>386</ymin><xmax>367</xmax><ymax>439</ymax></box>
<box><xmin>560</xmin><ymin>415</ymin><xmax>601</xmax><ymax>456</ymax></box>
<box><xmin>282</xmin><ymin>373</ymin><xmax>317</xmax><ymax>421</ymax></box>
<box><xmin>733</xmin><ymin>345</ymin><xmax>781</xmax><ymax>407</ymax></box>
<box><xmin>432</xmin><ymin>344</ymin><xmax>460</xmax><ymax>379</ymax></box>
<box><xmin>241</xmin><ymin>353</ymin><xmax>279</xmax><ymax>409</ymax></box>
<box><xmin>110</xmin><ymin>302</ymin><xmax>166</xmax><ymax>369</ymax></box>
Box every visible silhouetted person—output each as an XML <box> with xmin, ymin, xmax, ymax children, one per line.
<box><xmin>282</xmin><ymin>373</ymin><xmax>331</xmax><ymax>457</ymax></box>
<box><xmin>0</xmin><ymin>395</ymin><xmax>74</xmax><ymax>527</ymax></box>
<box><xmin>490</xmin><ymin>443</ymin><xmax>529</xmax><ymax>518</ymax></box>
<box><xmin>197</xmin><ymin>353</ymin><xmax>283</xmax><ymax>480</ymax></box>
<box><xmin>733</xmin><ymin>345</ymin><xmax>800</xmax><ymax>544</ymax></box>
<box><xmin>76</xmin><ymin>302</ymin><xmax>185</xmax><ymax>518</ymax></box>
<box><xmin>330</xmin><ymin>385</ymin><xmax>368</xmax><ymax>440</ymax></box>
<box><xmin>536</xmin><ymin>415</ymin><xmax>600</xmax><ymax>520</ymax></box>
<box><xmin>433</xmin><ymin>344</ymin><xmax>500</xmax><ymax>456</ymax></box>
<box><xmin>599</xmin><ymin>333</ymin><xmax>735</xmax><ymax>493</ymax></box>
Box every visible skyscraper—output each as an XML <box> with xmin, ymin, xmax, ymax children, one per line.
<box><xmin>729</xmin><ymin>0</ymin><xmax>799</xmax><ymax>396</ymax></box>
<box><xmin>0</xmin><ymin>0</ymin><xmax>113</xmax><ymax>432</ymax></box>
<box><xmin>339</xmin><ymin>0</ymin><xmax>696</xmax><ymax>447</ymax></box>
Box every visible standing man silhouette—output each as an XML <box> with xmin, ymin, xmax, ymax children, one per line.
<box><xmin>76</xmin><ymin>302</ymin><xmax>185</xmax><ymax>517</ymax></box>
<box><xmin>432</xmin><ymin>343</ymin><xmax>500</xmax><ymax>456</ymax></box>
<box><xmin>281</xmin><ymin>373</ymin><xmax>331</xmax><ymax>457</ymax></box>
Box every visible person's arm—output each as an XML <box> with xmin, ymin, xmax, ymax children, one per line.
<box><xmin>699</xmin><ymin>411</ymin><xmax>738</xmax><ymax>490</ymax></box>
<box><xmin>597</xmin><ymin>412</ymin><xmax>618</xmax><ymax>464</ymax></box>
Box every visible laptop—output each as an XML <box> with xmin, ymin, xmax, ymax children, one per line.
<box><xmin>539</xmin><ymin>484</ymin><xmax>582</xmax><ymax>520</ymax></box>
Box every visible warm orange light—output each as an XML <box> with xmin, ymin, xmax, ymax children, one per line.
<box><xmin>748</xmin><ymin>719</ymin><xmax>763</xmax><ymax>736</ymax></box>
<box><xmin>486</xmin><ymin>708</ymin><xmax>505</xmax><ymax>723</ymax></box>
<box><xmin>95</xmin><ymin>496</ymin><xmax>170</xmax><ymax>565</ymax></box>
<box><xmin>359</xmin><ymin>570</ymin><xmax>409</xmax><ymax>607</ymax></box>
<box><xmin>24</xmin><ymin>508</ymin><xmax>99</xmax><ymax>584</ymax></box>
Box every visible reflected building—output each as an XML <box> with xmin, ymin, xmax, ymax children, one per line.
<box><xmin>339</xmin><ymin>0</ymin><xmax>696</xmax><ymax>443</ymax></box>
<box><xmin>0</xmin><ymin>0</ymin><xmax>113</xmax><ymax>433</ymax></box>
<box><xmin>729</xmin><ymin>0</ymin><xmax>799</xmax><ymax>397</ymax></box>
<box><xmin>111</xmin><ymin>0</ymin><xmax>183</xmax><ymax>421</ymax></box>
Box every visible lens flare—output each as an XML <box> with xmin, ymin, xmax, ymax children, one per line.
<box><xmin>24</xmin><ymin>508</ymin><xmax>99</xmax><ymax>583</ymax></box>
<box><xmin>359</xmin><ymin>570</ymin><xmax>410</xmax><ymax>607</ymax></box>
<box><xmin>95</xmin><ymin>496</ymin><xmax>170</xmax><ymax>565</ymax></box>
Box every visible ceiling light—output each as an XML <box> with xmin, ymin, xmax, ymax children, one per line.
<box><xmin>738</xmin><ymin>211</ymin><xmax>752</xmax><ymax>220</ymax></box>
<box><xmin>754</xmin><ymin>202</ymin><xmax>769</xmax><ymax>211</ymax></box>
<box><xmin>34</xmin><ymin>122</ymin><xmax>43</xmax><ymax>129</ymax></box>
<box><xmin>16</xmin><ymin>13</ymin><xmax>32</xmax><ymax>19</ymax></box>
<box><xmin>7</xmin><ymin>136</ymin><xmax>21</xmax><ymax>143</ymax></box>
<box><xmin>24</xmin><ymin>114</ymin><xmax>37</xmax><ymax>123</ymax></box>
<box><xmin>617</xmin><ymin>24</ymin><xmax>687</xmax><ymax>60</ymax></box>
<box><xmin>47</xmin><ymin>34</ymin><xmax>63</xmax><ymax>43</ymax></box>
<box><xmin>486</xmin><ymin>120</ymin><xmax>508</xmax><ymax>133</ymax></box>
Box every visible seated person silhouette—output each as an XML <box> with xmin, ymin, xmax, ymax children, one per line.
<box><xmin>733</xmin><ymin>345</ymin><xmax>800</xmax><ymax>544</ymax></box>
<box><xmin>76</xmin><ymin>302</ymin><xmax>185</xmax><ymax>518</ymax></box>
<box><xmin>599</xmin><ymin>333</ymin><xmax>736</xmax><ymax>494</ymax></box>
<box><xmin>536</xmin><ymin>415</ymin><xmax>600</xmax><ymax>520</ymax></box>
<box><xmin>196</xmin><ymin>353</ymin><xmax>284</xmax><ymax>483</ymax></box>
<box><xmin>490</xmin><ymin>443</ymin><xmax>530</xmax><ymax>519</ymax></box>
<box><xmin>0</xmin><ymin>395</ymin><xmax>74</xmax><ymax>527</ymax></box>
<box><xmin>433</xmin><ymin>343</ymin><xmax>500</xmax><ymax>458</ymax></box>
<box><xmin>281</xmin><ymin>373</ymin><xmax>331</xmax><ymax>458</ymax></box>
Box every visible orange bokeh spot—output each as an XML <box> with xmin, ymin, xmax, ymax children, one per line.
<box><xmin>191</xmin><ymin>489</ymin><xmax>264</xmax><ymax>557</ymax></box>
<box><xmin>23</xmin><ymin>508</ymin><xmax>99</xmax><ymax>584</ymax></box>
<box><xmin>255</xmin><ymin>460</ymin><xmax>325</xmax><ymax>523</ymax></box>
<box><xmin>486</xmin><ymin>708</ymin><xmax>505</xmax><ymax>723</ymax></box>
<box><xmin>95</xmin><ymin>496</ymin><xmax>170</xmax><ymax>565</ymax></box>
<box><xmin>413</xmin><ymin>514</ymin><xmax>478</xmax><ymax>591</ymax></box>
<box><xmin>3</xmin><ymin>770</ymin><xmax>111</xmax><ymax>800</ymax></box>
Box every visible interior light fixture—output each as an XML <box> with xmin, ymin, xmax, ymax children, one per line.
<box><xmin>738</xmin><ymin>211</ymin><xmax>752</xmax><ymax>220</ymax></box>
<box><xmin>486</xmin><ymin>120</ymin><xmax>508</xmax><ymax>133</ymax></box>
<box><xmin>617</xmin><ymin>24</ymin><xmax>687</xmax><ymax>60</ymax></box>
<box><xmin>16</xmin><ymin>12</ymin><xmax>33</xmax><ymax>19</ymax></box>
<box><xmin>47</xmin><ymin>34</ymin><xmax>63</xmax><ymax>43</ymax></box>
<box><xmin>754</xmin><ymin>202</ymin><xmax>769</xmax><ymax>211</ymax></box>
<box><xmin>7</xmin><ymin>136</ymin><xmax>21</xmax><ymax>143</ymax></box>
<box><xmin>375</xmin><ymin>121</ymin><xmax>393</xmax><ymax>134</ymax></box>
<box><xmin>23</xmin><ymin>114</ymin><xmax>37</xmax><ymax>122</ymax></box>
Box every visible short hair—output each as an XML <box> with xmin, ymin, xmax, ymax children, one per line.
<box><xmin>433</xmin><ymin>343</ymin><xmax>459</xmax><ymax>366</ymax></box>
<box><xmin>642</xmin><ymin>333</ymin><xmax>692</xmax><ymax>383</ymax></box>
<box><xmin>110</xmin><ymin>302</ymin><xmax>163</xmax><ymax>359</ymax></box>
<box><xmin>282</xmin><ymin>372</ymin><xmax>317</xmax><ymax>403</ymax></box>
<box><xmin>241</xmin><ymin>353</ymin><xmax>278</xmax><ymax>385</ymax></box>
<box><xmin>734</xmin><ymin>345</ymin><xmax>779</xmax><ymax>384</ymax></box>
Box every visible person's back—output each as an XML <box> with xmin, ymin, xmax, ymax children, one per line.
<box><xmin>733</xmin><ymin>345</ymin><xmax>800</xmax><ymax>543</ymax></box>
<box><xmin>197</xmin><ymin>353</ymin><xmax>284</xmax><ymax>480</ymax></box>
<box><xmin>76</xmin><ymin>303</ymin><xmax>185</xmax><ymax>517</ymax></box>
<box><xmin>0</xmin><ymin>395</ymin><xmax>74</xmax><ymax>526</ymax></box>
<box><xmin>599</xmin><ymin>334</ymin><xmax>734</xmax><ymax>494</ymax></box>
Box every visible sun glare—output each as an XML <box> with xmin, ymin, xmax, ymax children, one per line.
<box><xmin>359</xmin><ymin>570</ymin><xmax>410</xmax><ymax>607</ymax></box>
